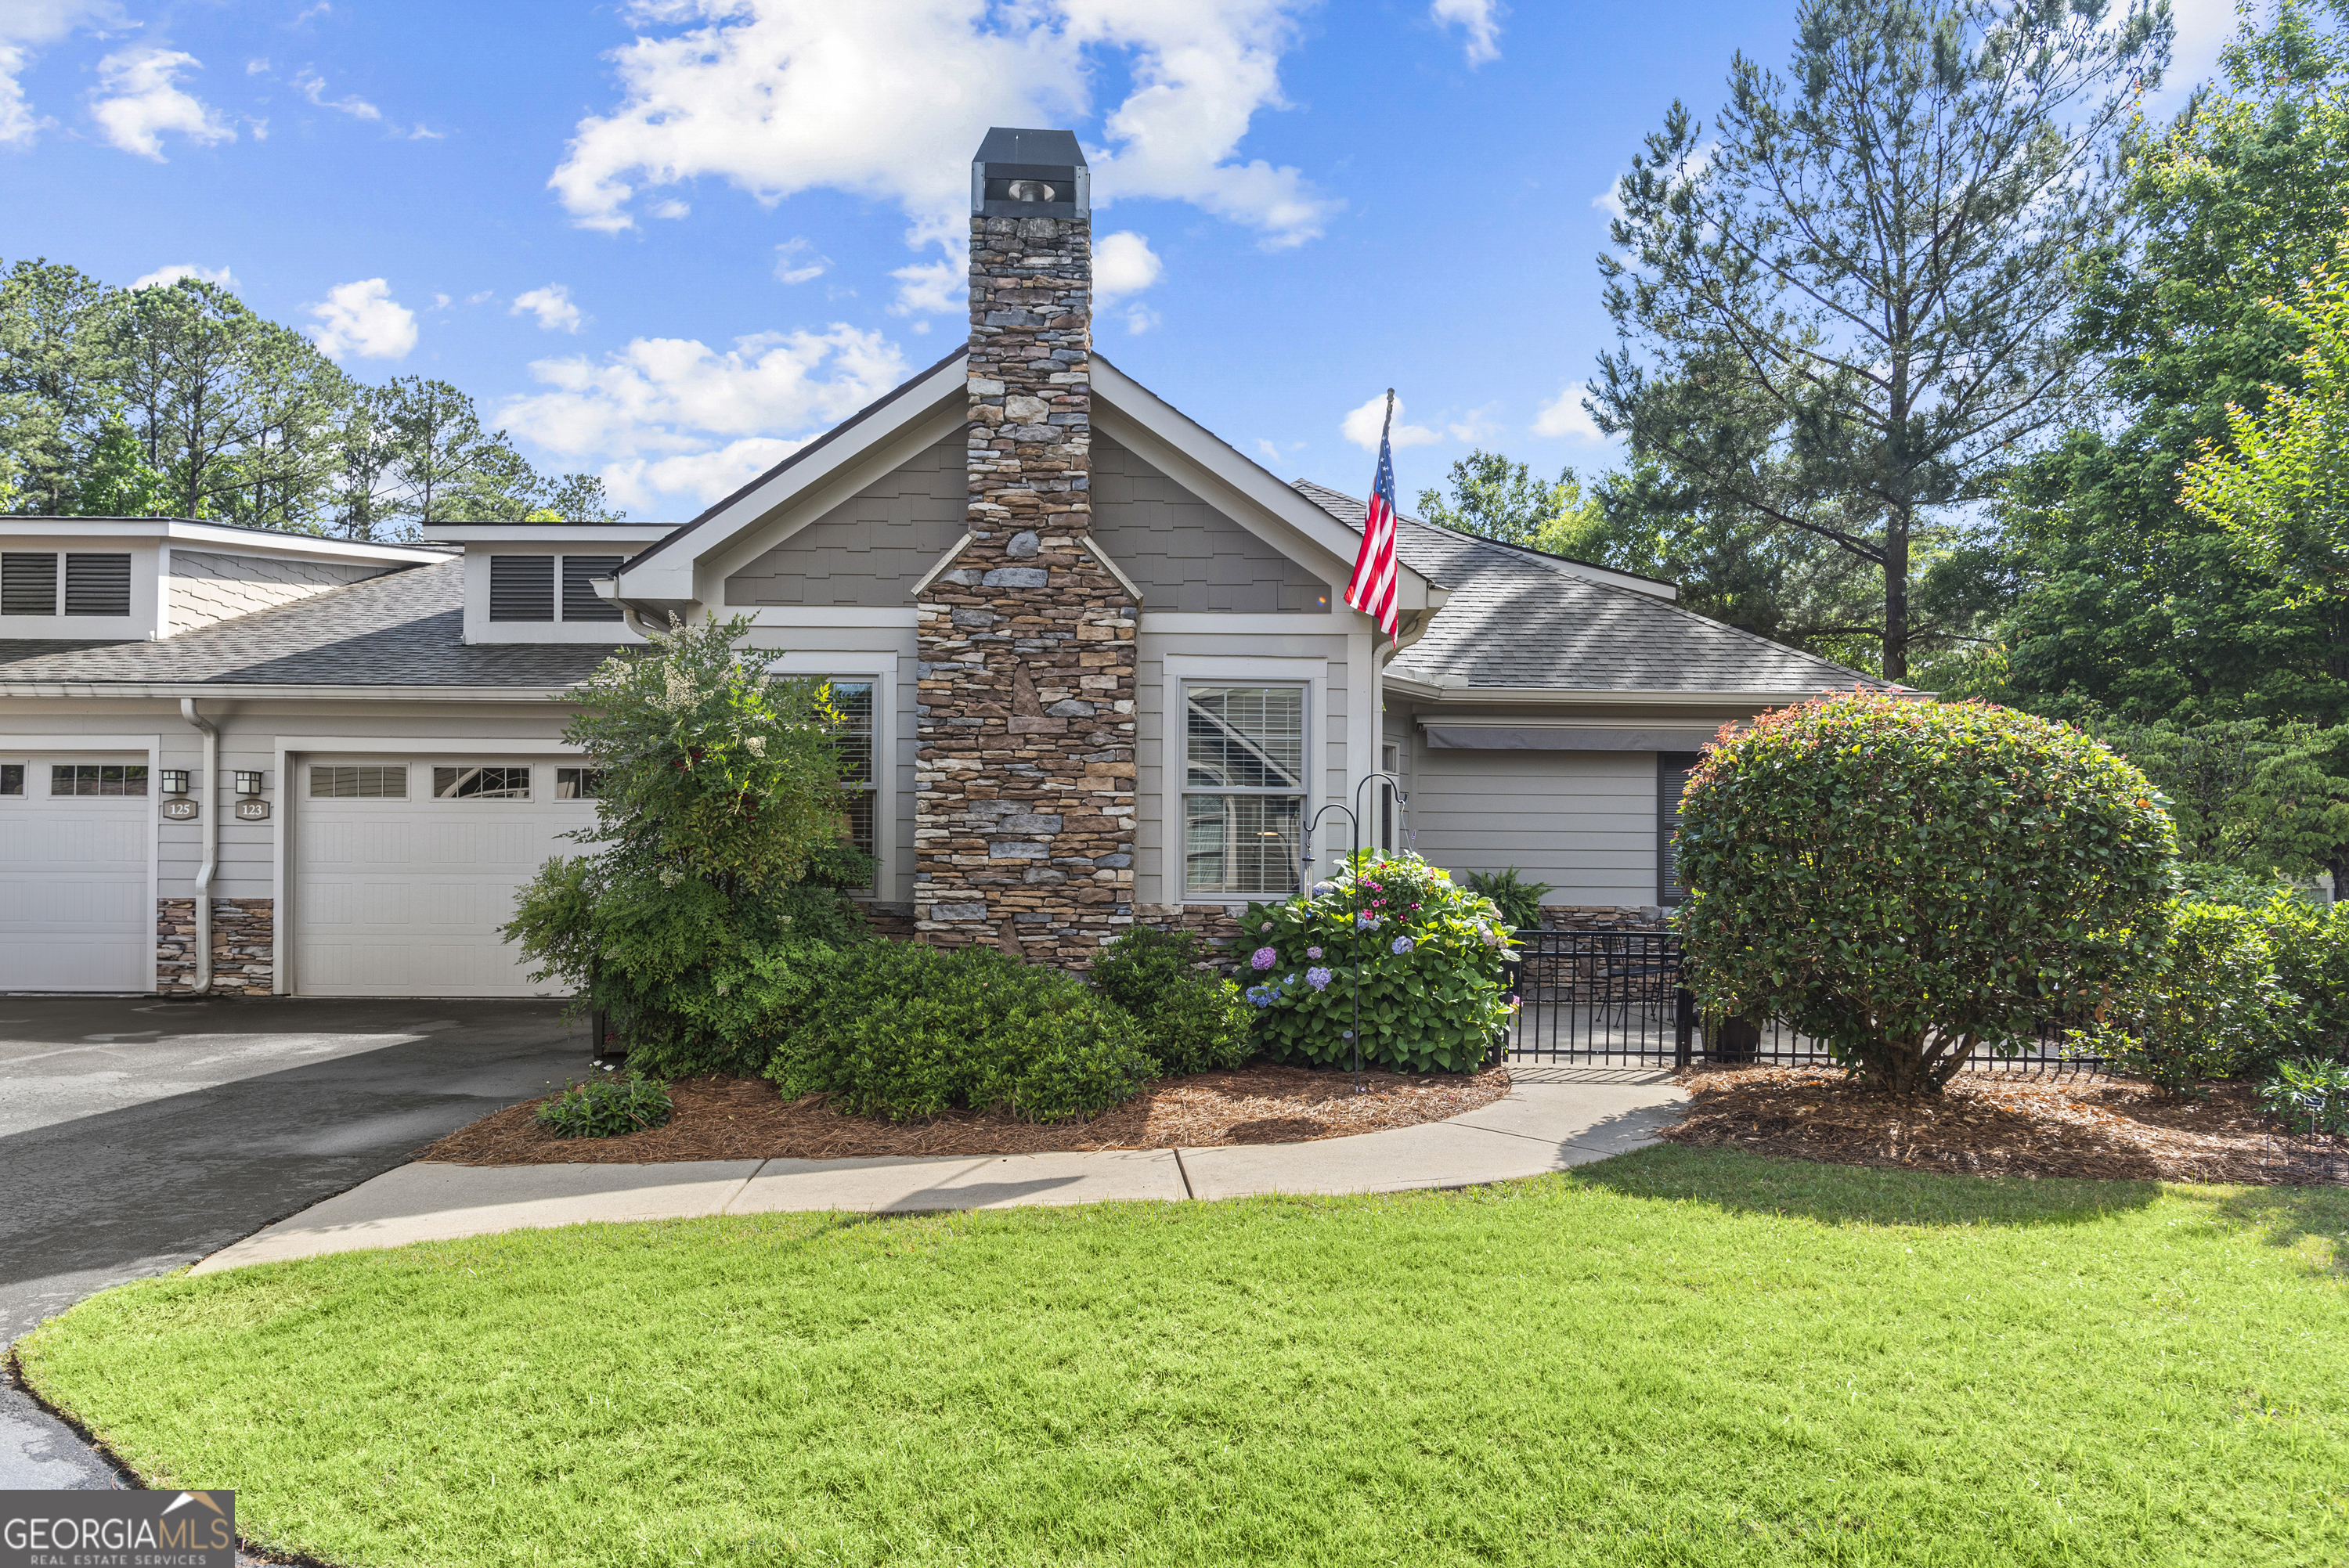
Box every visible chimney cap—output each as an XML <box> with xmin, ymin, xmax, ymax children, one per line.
<box><xmin>972</xmin><ymin>126</ymin><xmax>1089</xmax><ymax>219</ymax></box>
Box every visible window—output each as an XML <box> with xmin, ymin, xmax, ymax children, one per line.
<box><xmin>0</xmin><ymin>764</ymin><xmax>21</xmax><ymax>795</ymax></box>
<box><xmin>824</xmin><ymin>679</ymin><xmax>877</xmax><ymax>870</ymax></box>
<box><xmin>310</xmin><ymin>765</ymin><xmax>407</xmax><ymax>799</ymax></box>
<box><xmin>63</xmin><ymin>553</ymin><xmax>131</xmax><ymax>616</ymax></box>
<box><xmin>1182</xmin><ymin>684</ymin><xmax>1305</xmax><ymax>899</ymax></box>
<box><xmin>489</xmin><ymin>556</ymin><xmax>556</xmax><ymax>621</ymax></box>
<box><xmin>51</xmin><ymin>763</ymin><xmax>148</xmax><ymax>797</ymax></box>
<box><xmin>433</xmin><ymin>765</ymin><xmax>530</xmax><ymax>800</ymax></box>
<box><xmin>1658</xmin><ymin>752</ymin><xmax>1701</xmax><ymax>906</ymax></box>
<box><xmin>554</xmin><ymin>766</ymin><xmax>604</xmax><ymax>799</ymax></box>
<box><xmin>2</xmin><ymin>553</ymin><xmax>57</xmax><ymax>616</ymax></box>
<box><xmin>562</xmin><ymin>556</ymin><xmax>626</xmax><ymax>622</ymax></box>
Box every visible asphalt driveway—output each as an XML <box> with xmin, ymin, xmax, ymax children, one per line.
<box><xmin>1</xmin><ymin>993</ymin><xmax>587</xmax><ymax>1490</ymax></box>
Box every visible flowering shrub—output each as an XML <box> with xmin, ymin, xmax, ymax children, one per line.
<box><xmin>1237</xmin><ymin>849</ymin><xmax>1515</xmax><ymax>1072</ymax></box>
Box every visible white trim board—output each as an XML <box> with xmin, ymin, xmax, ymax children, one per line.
<box><xmin>1157</xmin><ymin>658</ymin><xmax>1330</xmax><ymax>909</ymax></box>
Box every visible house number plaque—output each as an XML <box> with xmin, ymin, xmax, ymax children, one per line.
<box><xmin>161</xmin><ymin>798</ymin><xmax>199</xmax><ymax>821</ymax></box>
<box><xmin>234</xmin><ymin>798</ymin><xmax>271</xmax><ymax>822</ymax></box>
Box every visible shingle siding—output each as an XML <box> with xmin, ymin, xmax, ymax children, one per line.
<box><xmin>722</xmin><ymin>436</ymin><xmax>966</xmax><ymax>607</ymax></box>
<box><xmin>1094</xmin><ymin>436</ymin><xmax>1328</xmax><ymax>612</ymax></box>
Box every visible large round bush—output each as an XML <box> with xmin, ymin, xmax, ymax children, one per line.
<box><xmin>1676</xmin><ymin>690</ymin><xmax>2175</xmax><ymax>1092</ymax></box>
<box><xmin>1238</xmin><ymin>850</ymin><xmax>1516</xmax><ymax>1073</ymax></box>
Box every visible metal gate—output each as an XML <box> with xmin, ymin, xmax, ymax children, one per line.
<box><xmin>1503</xmin><ymin>928</ymin><xmax>2106</xmax><ymax>1074</ymax></box>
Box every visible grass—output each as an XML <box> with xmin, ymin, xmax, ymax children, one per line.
<box><xmin>18</xmin><ymin>1146</ymin><xmax>2349</xmax><ymax>1567</ymax></box>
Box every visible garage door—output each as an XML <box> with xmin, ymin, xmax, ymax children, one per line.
<box><xmin>293</xmin><ymin>756</ymin><xmax>598</xmax><ymax>998</ymax></box>
<box><xmin>0</xmin><ymin>753</ymin><xmax>152</xmax><ymax>992</ymax></box>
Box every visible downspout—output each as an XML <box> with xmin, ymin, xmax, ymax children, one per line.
<box><xmin>179</xmin><ymin>698</ymin><xmax>218</xmax><ymax>995</ymax></box>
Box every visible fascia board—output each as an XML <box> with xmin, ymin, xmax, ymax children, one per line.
<box><xmin>616</xmin><ymin>353</ymin><xmax>969</xmax><ymax>604</ymax></box>
<box><xmin>0</xmin><ymin>683</ymin><xmax>583</xmax><ymax>701</ymax></box>
<box><xmin>0</xmin><ymin>517</ymin><xmax>444</xmax><ymax>565</ymax></box>
<box><xmin>421</xmin><ymin>524</ymin><xmax>680</xmax><ymax>546</ymax></box>
<box><xmin>1391</xmin><ymin>685</ymin><xmax>1909</xmax><ymax>706</ymax></box>
<box><xmin>1091</xmin><ymin>358</ymin><xmax>1438</xmax><ymax>611</ymax></box>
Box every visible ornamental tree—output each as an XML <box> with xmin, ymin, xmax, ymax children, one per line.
<box><xmin>1675</xmin><ymin>690</ymin><xmax>2175</xmax><ymax>1092</ymax></box>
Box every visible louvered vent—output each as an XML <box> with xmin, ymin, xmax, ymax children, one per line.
<box><xmin>562</xmin><ymin>555</ymin><xmax>625</xmax><ymax>622</ymax></box>
<box><xmin>2</xmin><ymin>553</ymin><xmax>57</xmax><ymax>616</ymax></box>
<box><xmin>63</xmin><ymin>553</ymin><xmax>132</xmax><ymax>616</ymax></box>
<box><xmin>489</xmin><ymin>555</ymin><xmax>556</xmax><ymax>621</ymax></box>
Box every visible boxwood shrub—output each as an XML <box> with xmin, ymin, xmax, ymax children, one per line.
<box><xmin>767</xmin><ymin>943</ymin><xmax>1154</xmax><ymax>1122</ymax></box>
<box><xmin>1238</xmin><ymin>850</ymin><xmax>1515</xmax><ymax>1073</ymax></box>
<box><xmin>1088</xmin><ymin>926</ymin><xmax>1254</xmax><ymax>1076</ymax></box>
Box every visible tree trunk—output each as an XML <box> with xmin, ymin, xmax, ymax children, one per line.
<box><xmin>1882</xmin><ymin>509</ymin><xmax>1911</xmax><ymax>683</ymax></box>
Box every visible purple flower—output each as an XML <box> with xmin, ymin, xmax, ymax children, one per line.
<box><xmin>1246</xmin><ymin>985</ymin><xmax>1276</xmax><ymax>1008</ymax></box>
<box><xmin>1355</xmin><ymin>911</ymin><xmax>1380</xmax><ymax>929</ymax></box>
<box><xmin>1506</xmin><ymin>993</ymin><xmax>1521</xmax><ymax>1008</ymax></box>
<box><xmin>1391</xmin><ymin>935</ymin><xmax>1416</xmax><ymax>956</ymax></box>
<box><xmin>1306</xmin><ymin>966</ymin><xmax>1333</xmax><ymax>990</ymax></box>
<box><xmin>1250</xmin><ymin>946</ymin><xmax>1277</xmax><ymax>971</ymax></box>
<box><xmin>1305</xmin><ymin>946</ymin><xmax>1322</xmax><ymax>960</ymax></box>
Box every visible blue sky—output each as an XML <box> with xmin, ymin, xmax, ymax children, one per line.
<box><xmin>2</xmin><ymin>0</ymin><xmax>2235</xmax><ymax>521</ymax></box>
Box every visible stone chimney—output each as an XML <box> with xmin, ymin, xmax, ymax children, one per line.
<box><xmin>913</xmin><ymin>128</ymin><xmax>1138</xmax><ymax>964</ymax></box>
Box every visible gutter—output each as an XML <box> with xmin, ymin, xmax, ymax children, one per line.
<box><xmin>178</xmin><ymin>698</ymin><xmax>218</xmax><ymax>995</ymax></box>
<box><xmin>1376</xmin><ymin>682</ymin><xmax>1925</xmax><ymax>706</ymax></box>
<box><xmin>0</xmin><ymin>683</ymin><xmax>586</xmax><ymax>701</ymax></box>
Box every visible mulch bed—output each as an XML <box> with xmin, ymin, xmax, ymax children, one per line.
<box><xmin>418</xmin><ymin>1063</ymin><xmax>1513</xmax><ymax>1166</ymax></box>
<box><xmin>1660</xmin><ymin>1065</ymin><xmax>2344</xmax><ymax>1184</ymax></box>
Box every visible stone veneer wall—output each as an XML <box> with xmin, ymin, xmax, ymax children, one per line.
<box><xmin>156</xmin><ymin>897</ymin><xmax>274</xmax><ymax>995</ymax></box>
<box><xmin>913</xmin><ymin>211</ymin><xmax>1138</xmax><ymax>965</ymax></box>
<box><xmin>1537</xmin><ymin>904</ymin><xmax>1670</xmax><ymax>932</ymax></box>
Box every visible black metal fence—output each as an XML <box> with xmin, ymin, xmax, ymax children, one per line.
<box><xmin>1503</xmin><ymin>928</ymin><xmax>2110</xmax><ymax>1076</ymax></box>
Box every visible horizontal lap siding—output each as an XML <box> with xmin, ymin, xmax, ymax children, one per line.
<box><xmin>1409</xmin><ymin>744</ymin><xmax>1658</xmax><ymax>906</ymax></box>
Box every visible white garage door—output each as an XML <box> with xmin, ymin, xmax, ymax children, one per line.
<box><xmin>294</xmin><ymin>756</ymin><xmax>597</xmax><ymax>998</ymax></box>
<box><xmin>0</xmin><ymin>753</ymin><xmax>152</xmax><ymax>993</ymax></box>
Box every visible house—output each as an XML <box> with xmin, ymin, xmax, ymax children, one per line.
<box><xmin>0</xmin><ymin>126</ymin><xmax>1875</xmax><ymax>1000</ymax></box>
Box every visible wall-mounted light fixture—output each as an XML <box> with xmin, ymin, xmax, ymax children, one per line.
<box><xmin>234</xmin><ymin>771</ymin><xmax>263</xmax><ymax>797</ymax></box>
<box><xmin>233</xmin><ymin>770</ymin><xmax>270</xmax><ymax>821</ymax></box>
<box><xmin>159</xmin><ymin>770</ymin><xmax>190</xmax><ymax>797</ymax></box>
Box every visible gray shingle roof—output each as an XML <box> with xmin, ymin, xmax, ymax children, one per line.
<box><xmin>0</xmin><ymin>559</ymin><xmax>615</xmax><ymax>690</ymax></box>
<box><xmin>1291</xmin><ymin>480</ymin><xmax>1882</xmax><ymax>694</ymax></box>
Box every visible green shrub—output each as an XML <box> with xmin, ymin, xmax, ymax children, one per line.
<box><xmin>768</xmin><ymin>943</ymin><xmax>1154</xmax><ymax>1123</ymax></box>
<box><xmin>1676</xmin><ymin>690</ymin><xmax>2176</xmax><ymax>1094</ymax></box>
<box><xmin>1088</xmin><ymin>927</ymin><xmax>1254</xmax><ymax>1076</ymax></box>
<box><xmin>2087</xmin><ymin>901</ymin><xmax>2297</xmax><ymax>1095</ymax></box>
<box><xmin>1238</xmin><ymin>850</ymin><xmax>1515</xmax><ymax>1074</ymax></box>
<box><xmin>534</xmin><ymin>1072</ymin><xmax>675</xmax><ymax>1138</ymax></box>
<box><xmin>2260</xmin><ymin>1057</ymin><xmax>2349</xmax><ymax>1136</ymax></box>
<box><xmin>2253</xmin><ymin>892</ymin><xmax>2349</xmax><ymax>1062</ymax></box>
<box><xmin>1460</xmin><ymin>867</ymin><xmax>1553</xmax><ymax>932</ymax></box>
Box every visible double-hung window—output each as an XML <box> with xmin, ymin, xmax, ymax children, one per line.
<box><xmin>1658</xmin><ymin>751</ymin><xmax>1701</xmax><ymax>906</ymax></box>
<box><xmin>1182</xmin><ymin>683</ymin><xmax>1305</xmax><ymax>899</ymax></box>
<box><xmin>824</xmin><ymin>679</ymin><xmax>877</xmax><ymax>871</ymax></box>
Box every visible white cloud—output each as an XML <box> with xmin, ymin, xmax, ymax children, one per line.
<box><xmin>499</xmin><ymin>324</ymin><xmax>907</xmax><ymax>463</ymax></box>
<box><xmin>294</xmin><ymin>70</ymin><xmax>381</xmax><ymax>120</ymax></box>
<box><xmin>305</xmin><ymin>278</ymin><xmax>418</xmax><ymax>360</ymax></box>
<box><xmin>246</xmin><ymin>57</ymin><xmax>269</xmax><ymax>75</ymax></box>
<box><xmin>1254</xmin><ymin>436</ymin><xmax>1304</xmax><ymax>464</ymax></box>
<box><xmin>91</xmin><ymin>47</ymin><xmax>234</xmax><ymax>160</ymax></box>
<box><xmin>1532</xmin><ymin>382</ymin><xmax>1607</xmax><ymax>442</ymax></box>
<box><xmin>601</xmin><ymin>436</ymin><xmax>813</xmax><ymax>511</ymax></box>
<box><xmin>1341</xmin><ymin>393</ymin><xmax>1438</xmax><ymax>451</ymax></box>
<box><xmin>548</xmin><ymin>0</ymin><xmax>1337</xmax><ymax>258</ymax></box>
<box><xmin>1430</xmin><ymin>0</ymin><xmax>1501</xmax><ymax>65</ymax></box>
<box><xmin>1445</xmin><ymin>403</ymin><xmax>1502</xmax><ymax>444</ymax></box>
<box><xmin>132</xmin><ymin>262</ymin><xmax>236</xmax><ymax>290</ymax></box>
<box><xmin>889</xmin><ymin>256</ymin><xmax>962</xmax><ymax>318</ymax></box>
<box><xmin>1094</xmin><ymin>229</ymin><xmax>1163</xmax><ymax>333</ymax></box>
<box><xmin>2151</xmin><ymin>0</ymin><xmax>2235</xmax><ymax>117</ymax></box>
<box><xmin>511</xmin><ymin>283</ymin><xmax>584</xmax><ymax>333</ymax></box>
<box><xmin>773</xmin><ymin>238</ymin><xmax>828</xmax><ymax>284</ymax></box>
<box><xmin>0</xmin><ymin>2</ymin><xmax>121</xmax><ymax>148</ymax></box>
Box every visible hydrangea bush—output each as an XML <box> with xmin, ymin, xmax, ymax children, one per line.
<box><xmin>1237</xmin><ymin>850</ymin><xmax>1516</xmax><ymax>1073</ymax></box>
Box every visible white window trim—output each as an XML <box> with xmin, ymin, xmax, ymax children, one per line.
<box><xmin>760</xmin><ymin>652</ymin><xmax>898</xmax><ymax>902</ymax></box>
<box><xmin>1160</xmin><ymin>655</ymin><xmax>1328</xmax><ymax>907</ymax></box>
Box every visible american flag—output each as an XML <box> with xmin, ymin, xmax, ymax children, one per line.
<box><xmin>1343</xmin><ymin>390</ymin><xmax>1401</xmax><ymax>639</ymax></box>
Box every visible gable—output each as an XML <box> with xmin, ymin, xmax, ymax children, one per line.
<box><xmin>722</xmin><ymin>434</ymin><xmax>965</xmax><ymax>607</ymax></box>
<box><xmin>1091</xmin><ymin>434</ymin><xmax>1329</xmax><ymax>613</ymax></box>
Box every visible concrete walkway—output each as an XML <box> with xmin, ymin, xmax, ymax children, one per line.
<box><xmin>193</xmin><ymin>1066</ymin><xmax>1684</xmax><ymax>1274</ymax></box>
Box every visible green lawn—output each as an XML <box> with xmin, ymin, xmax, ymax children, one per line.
<box><xmin>19</xmin><ymin>1148</ymin><xmax>2349</xmax><ymax>1567</ymax></box>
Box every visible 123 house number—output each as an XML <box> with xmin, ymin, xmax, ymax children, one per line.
<box><xmin>233</xmin><ymin>798</ymin><xmax>270</xmax><ymax>821</ymax></box>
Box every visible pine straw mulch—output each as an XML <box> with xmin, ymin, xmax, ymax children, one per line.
<box><xmin>417</xmin><ymin>1063</ymin><xmax>1513</xmax><ymax>1166</ymax></box>
<box><xmin>1660</xmin><ymin>1065</ymin><xmax>2345</xmax><ymax>1184</ymax></box>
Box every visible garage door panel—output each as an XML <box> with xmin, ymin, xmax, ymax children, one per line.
<box><xmin>295</xmin><ymin>761</ymin><xmax>588</xmax><ymax>998</ymax></box>
<box><xmin>0</xmin><ymin>755</ymin><xmax>150</xmax><ymax>993</ymax></box>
